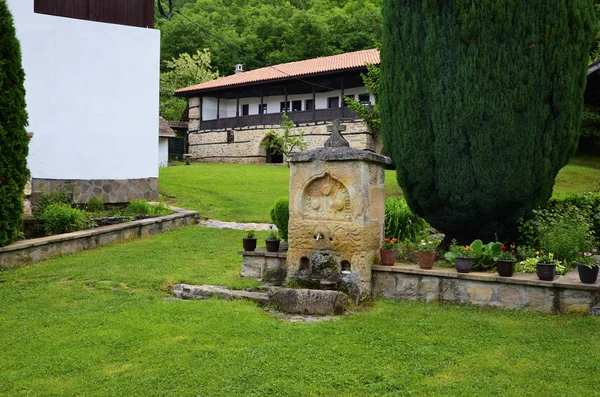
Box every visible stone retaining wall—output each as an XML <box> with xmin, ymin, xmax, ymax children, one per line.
<box><xmin>189</xmin><ymin>120</ymin><xmax>382</xmax><ymax>164</ymax></box>
<box><xmin>0</xmin><ymin>209</ymin><xmax>199</xmax><ymax>270</ymax></box>
<box><xmin>372</xmin><ymin>264</ymin><xmax>600</xmax><ymax>314</ymax></box>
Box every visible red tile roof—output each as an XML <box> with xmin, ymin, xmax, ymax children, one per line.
<box><xmin>175</xmin><ymin>49</ymin><xmax>380</xmax><ymax>95</ymax></box>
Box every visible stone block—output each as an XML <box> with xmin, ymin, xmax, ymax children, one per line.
<box><xmin>396</xmin><ymin>275</ymin><xmax>419</xmax><ymax>300</ymax></box>
<box><xmin>497</xmin><ymin>285</ymin><xmax>525</xmax><ymax>309</ymax></box>
<box><xmin>188</xmin><ymin>107</ymin><xmax>200</xmax><ymax>119</ymax></box>
<box><xmin>174</xmin><ymin>284</ymin><xmax>269</xmax><ymax>304</ymax></box>
<box><xmin>188</xmin><ymin>97</ymin><xmax>201</xmax><ymax>108</ymax></box>
<box><xmin>523</xmin><ymin>287</ymin><xmax>554</xmax><ymax>313</ymax></box>
<box><xmin>268</xmin><ymin>288</ymin><xmax>349</xmax><ymax>315</ymax></box>
<box><xmin>466</xmin><ymin>285</ymin><xmax>494</xmax><ymax>306</ymax></box>
<box><xmin>372</xmin><ymin>272</ymin><xmax>397</xmax><ymax>299</ymax></box>
<box><xmin>417</xmin><ymin>277</ymin><xmax>440</xmax><ymax>302</ymax></box>
<box><xmin>557</xmin><ymin>289</ymin><xmax>595</xmax><ymax>314</ymax></box>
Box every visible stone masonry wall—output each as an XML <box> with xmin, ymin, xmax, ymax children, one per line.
<box><xmin>188</xmin><ymin>120</ymin><xmax>383</xmax><ymax>164</ymax></box>
<box><xmin>31</xmin><ymin>177</ymin><xmax>159</xmax><ymax>204</ymax></box>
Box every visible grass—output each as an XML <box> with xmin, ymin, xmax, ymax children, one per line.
<box><xmin>1</xmin><ymin>226</ymin><xmax>600</xmax><ymax>396</ymax></box>
<box><xmin>160</xmin><ymin>155</ymin><xmax>599</xmax><ymax>223</ymax></box>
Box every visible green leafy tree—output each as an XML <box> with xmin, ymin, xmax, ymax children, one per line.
<box><xmin>263</xmin><ymin>114</ymin><xmax>307</xmax><ymax>165</ymax></box>
<box><xmin>160</xmin><ymin>49</ymin><xmax>218</xmax><ymax>121</ymax></box>
<box><xmin>380</xmin><ymin>0</ymin><xmax>596</xmax><ymax>242</ymax></box>
<box><xmin>344</xmin><ymin>63</ymin><xmax>380</xmax><ymax>136</ymax></box>
<box><xmin>0</xmin><ymin>1</ymin><xmax>30</xmax><ymax>246</ymax></box>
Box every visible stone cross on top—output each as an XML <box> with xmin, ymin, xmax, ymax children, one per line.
<box><xmin>324</xmin><ymin>119</ymin><xmax>350</xmax><ymax>148</ymax></box>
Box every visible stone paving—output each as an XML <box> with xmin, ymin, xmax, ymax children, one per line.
<box><xmin>198</xmin><ymin>219</ymin><xmax>276</xmax><ymax>231</ymax></box>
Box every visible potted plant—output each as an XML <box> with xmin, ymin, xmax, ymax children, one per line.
<box><xmin>576</xmin><ymin>249</ymin><xmax>599</xmax><ymax>284</ymax></box>
<box><xmin>380</xmin><ymin>237</ymin><xmax>399</xmax><ymax>266</ymax></box>
<box><xmin>265</xmin><ymin>229</ymin><xmax>281</xmax><ymax>253</ymax></box>
<box><xmin>417</xmin><ymin>238</ymin><xmax>439</xmax><ymax>269</ymax></box>
<box><xmin>536</xmin><ymin>251</ymin><xmax>556</xmax><ymax>281</ymax></box>
<box><xmin>495</xmin><ymin>244</ymin><xmax>516</xmax><ymax>277</ymax></box>
<box><xmin>242</xmin><ymin>229</ymin><xmax>257</xmax><ymax>251</ymax></box>
<box><xmin>444</xmin><ymin>240</ymin><xmax>474</xmax><ymax>273</ymax></box>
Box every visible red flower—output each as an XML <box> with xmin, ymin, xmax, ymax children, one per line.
<box><xmin>500</xmin><ymin>245</ymin><xmax>507</xmax><ymax>251</ymax></box>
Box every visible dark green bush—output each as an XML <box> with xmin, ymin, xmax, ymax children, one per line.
<box><xmin>0</xmin><ymin>2</ymin><xmax>30</xmax><ymax>246</ymax></box>
<box><xmin>384</xmin><ymin>197</ymin><xmax>429</xmax><ymax>242</ymax></box>
<box><xmin>87</xmin><ymin>196</ymin><xmax>104</xmax><ymax>213</ymax></box>
<box><xmin>270</xmin><ymin>198</ymin><xmax>289</xmax><ymax>241</ymax></box>
<box><xmin>380</xmin><ymin>0</ymin><xmax>596</xmax><ymax>242</ymax></box>
<box><xmin>39</xmin><ymin>203</ymin><xmax>95</xmax><ymax>236</ymax></box>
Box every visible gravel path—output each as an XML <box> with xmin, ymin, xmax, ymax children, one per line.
<box><xmin>197</xmin><ymin>219</ymin><xmax>277</xmax><ymax>231</ymax></box>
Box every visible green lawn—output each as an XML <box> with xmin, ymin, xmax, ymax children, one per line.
<box><xmin>1</xmin><ymin>226</ymin><xmax>600</xmax><ymax>396</ymax></box>
<box><xmin>160</xmin><ymin>155</ymin><xmax>599</xmax><ymax>222</ymax></box>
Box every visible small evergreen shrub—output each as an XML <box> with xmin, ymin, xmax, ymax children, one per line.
<box><xmin>384</xmin><ymin>197</ymin><xmax>429</xmax><ymax>242</ymax></box>
<box><xmin>270</xmin><ymin>198</ymin><xmax>289</xmax><ymax>241</ymax></box>
<box><xmin>0</xmin><ymin>2</ymin><xmax>30</xmax><ymax>247</ymax></box>
<box><xmin>39</xmin><ymin>203</ymin><xmax>94</xmax><ymax>236</ymax></box>
<box><xmin>86</xmin><ymin>196</ymin><xmax>104</xmax><ymax>213</ymax></box>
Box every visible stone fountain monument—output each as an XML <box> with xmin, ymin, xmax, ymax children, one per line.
<box><xmin>286</xmin><ymin>120</ymin><xmax>391</xmax><ymax>299</ymax></box>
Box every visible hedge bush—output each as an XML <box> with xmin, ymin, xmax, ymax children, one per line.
<box><xmin>384</xmin><ymin>197</ymin><xmax>429</xmax><ymax>242</ymax></box>
<box><xmin>0</xmin><ymin>2</ymin><xmax>30</xmax><ymax>246</ymax></box>
<box><xmin>270</xmin><ymin>198</ymin><xmax>289</xmax><ymax>241</ymax></box>
<box><xmin>380</xmin><ymin>0</ymin><xmax>596</xmax><ymax>242</ymax></box>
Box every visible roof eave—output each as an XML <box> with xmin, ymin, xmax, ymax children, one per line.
<box><xmin>173</xmin><ymin>65</ymin><xmax>378</xmax><ymax>98</ymax></box>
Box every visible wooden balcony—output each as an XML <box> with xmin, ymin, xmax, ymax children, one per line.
<box><xmin>199</xmin><ymin>108</ymin><xmax>361</xmax><ymax>131</ymax></box>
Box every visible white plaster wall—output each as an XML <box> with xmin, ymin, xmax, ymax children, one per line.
<box><xmin>158</xmin><ymin>138</ymin><xmax>169</xmax><ymax>168</ymax></box>
<box><xmin>200</xmin><ymin>86</ymin><xmax>372</xmax><ymax>121</ymax></box>
<box><xmin>8</xmin><ymin>0</ymin><xmax>160</xmax><ymax>180</ymax></box>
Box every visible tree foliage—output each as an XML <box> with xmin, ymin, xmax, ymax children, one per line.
<box><xmin>380</xmin><ymin>0</ymin><xmax>596</xmax><ymax>242</ymax></box>
<box><xmin>344</xmin><ymin>63</ymin><xmax>380</xmax><ymax>136</ymax></box>
<box><xmin>160</xmin><ymin>49</ymin><xmax>218</xmax><ymax>120</ymax></box>
<box><xmin>156</xmin><ymin>0</ymin><xmax>382</xmax><ymax>75</ymax></box>
<box><xmin>263</xmin><ymin>114</ymin><xmax>307</xmax><ymax>164</ymax></box>
<box><xmin>0</xmin><ymin>1</ymin><xmax>29</xmax><ymax>247</ymax></box>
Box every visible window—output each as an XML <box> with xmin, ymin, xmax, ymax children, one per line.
<box><xmin>280</xmin><ymin>101</ymin><xmax>290</xmax><ymax>113</ymax></box>
<box><xmin>305</xmin><ymin>99</ymin><xmax>314</xmax><ymax>111</ymax></box>
<box><xmin>343</xmin><ymin>95</ymin><xmax>354</xmax><ymax>108</ymax></box>
<box><xmin>227</xmin><ymin>130</ymin><xmax>234</xmax><ymax>144</ymax></box>
<box><xmin>327</xmin><ymin>97</ymin><xmax>339</xmax><ymax>109</ymax></box>
<box><xmin>241</xmin><ymin>104</ymin><xmax>249</xmax><ymax>116</ymax></box>
<box><xmin>291</xmin><ymin>100</ymin><xmax>302</xmax><ymax>112</ymax></box>
<box><xmin>258</xmin><ymin>103</ymin><xmax>267</xmax><ymax>114</ymax></box>
<box><xmin>358</xmin><ymin>94</ymin><xmax>371</xmax><ymax>106</ymax></box>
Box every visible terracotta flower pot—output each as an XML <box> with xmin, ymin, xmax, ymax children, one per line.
<box><xmin>496</xmin><ymin>259</ymin><xmax>516</xmax><ymax>277</ymax></box>
<box><xmin>380</xmin><ymin>249</ymin><xmax>397</xmax><ymax>266</ymax></box>
<box><xmin>242</xmin><ymin>238</ymin><xmax>257</xmax><ymax>252</ymax></box>
<box><xmin>536</xmin><ymin>262</ymin><xmax>556</xmax><ymax>281</ymax></box>
<box><xmin>455</xmin><ymin>257</ymin><xmax>473</xmax><ymax>273</ymax></box>
<box><xmin>265</xmin><ymin>239</ymin><xmax>280</xmax><ymax>253</ymax></box>
<box><xmin>417</xmin><ymin>252</ymin><xmax>435</xmax><ymax>269</ymax></box>
<box><xmin>577</xmin><ymin>264</ymin><xmax>599</xmax><ymax>284</ymax></box>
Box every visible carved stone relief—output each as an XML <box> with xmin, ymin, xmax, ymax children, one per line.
<box><xmin>301</xmin><ymin>173</ymin><xmax>352</xmax><ymax>222</ymax></box>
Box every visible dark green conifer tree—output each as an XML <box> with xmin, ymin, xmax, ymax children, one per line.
<box><xmin>0</xmin><ymin>1</ymin><xmax>29</xmax><ymax>246</ymax></box>
<box><xmin>380</xmin><ymin>0</ymin><xmax>596</xmax><ymax>242</ymax></box>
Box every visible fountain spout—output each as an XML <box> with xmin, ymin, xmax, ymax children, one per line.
<box><xmin>315</xmin><ymin>232</ymin><xmax>324</xmax><ymax>241</ymax></box>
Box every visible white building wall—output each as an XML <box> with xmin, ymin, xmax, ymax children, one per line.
<box><xmin>200</xmin><ymin>87</ymin><xmax>372</xmax><ymax>121</ymax></box>
<box><xmin>158</xmin><ymin>138</ymin><xmax>169</xmax><ymax>168</ymax></box>
<box><xmin>8</xmin><ymin>0</ymin><xmax>160</xmax><ymax>181</ymax></box>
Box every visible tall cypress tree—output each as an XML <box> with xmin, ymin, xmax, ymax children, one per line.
<box><xmin>380</xmin><ymin>0</ymin><xmax>596</xmax><ymax>242</ymax></box>
<box><xmin>0</xmin><ymin>1</ymin><xmax>29</xmax><ymax>247</ymax></box>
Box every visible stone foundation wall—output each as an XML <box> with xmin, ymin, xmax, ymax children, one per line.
<box><xmin>31</xmin><ymin>177</ymin><xmax>158</xmax><ymax>204</ymax></box>
<box><xmin>0</xmin><ymin>209</ymin><xmax>199</xmax><ymax>270</ymax></box>
<box><xmin>372</xmin><ymin>265</ymin><xmax>600</xmax><ymax>315</ymax></box>
<box><xmin>188</xmin><ymin>120</ymin><xmax>382</xmax><ymax>164</ymax></box>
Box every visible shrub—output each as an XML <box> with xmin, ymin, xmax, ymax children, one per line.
<box><xmin>384</xmin><ymin>197</ymin><xmax>429</xmax><ymax>242</ymax></box>
<box><xmin>86</xmin><ymin>196</ymin><xmax>104</xmax><ymax>213</ymax></box>
<box><xmin>123</xmin><ymin>199</ymin><xmax>173</xmax><ymax>217</ymax></box>
<box><xmin>39</xmin><ymin>203</ymin><xmax>95</xmax><ymax>236</ymax></box>
<box><xmin>33</xmin><ymin>185</ymin><xmax>76</xmax><ymax>217</ymax></box>
<box><xmin>270</xmin><ymin>198</ymin><xmax>289</xmax><ymax>241</ymax></box>
<box><xmin>380</xmin><ymin>0</ymin><xmax>596</xmax><ymax>242</ymax></box>
<box><xmin>0</xmin><ymin>2</ymin><xmax>30</xmax><ymax>247</ymax></box>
